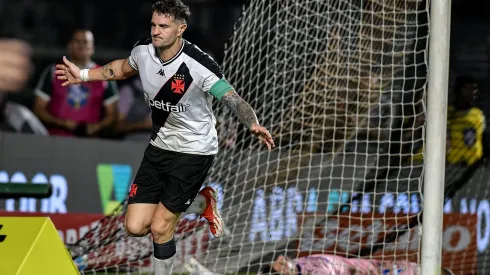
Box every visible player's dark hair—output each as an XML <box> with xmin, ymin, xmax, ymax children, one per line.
<box><xmin>454</xmin><ymin>74</ymin><xmax>478</xmax><ymax>97</ymax></box>
<box><xmin>151</xmin><ymin>0</ymin><xmax>190</xmax><ymax>23</ymax></box>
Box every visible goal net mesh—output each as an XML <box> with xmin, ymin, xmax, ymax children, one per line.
<box><xmin>65</xmin><ymin>0</ymin><xmax>483</xmax><ymax>274</ymax></box>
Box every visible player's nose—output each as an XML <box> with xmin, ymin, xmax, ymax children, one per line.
<box><xmin>152</xmin><ymin>28</ymin><xmax>161</xmax><ymax>37</ymax></box>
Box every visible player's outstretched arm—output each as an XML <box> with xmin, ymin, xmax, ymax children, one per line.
<box><xmin>55</xmin><ymin>56</ymin><xmax>137</xmax><ymax>86</ymax></box>
<box><xmin>221</xmin><ymin>90</ymin><xmax>275</xmax><ymax>150</ymax></box>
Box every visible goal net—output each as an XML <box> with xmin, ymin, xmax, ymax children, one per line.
<box><xmin>66</xmin><ymin>0</ymin><xmax>477</xmax><ymax>274</ymax></box>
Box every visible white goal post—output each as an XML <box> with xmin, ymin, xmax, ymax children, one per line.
<box><xmin>421</xmin><ymin>0</ymin><xmax>452</xmax><ymax>274</ymax></box>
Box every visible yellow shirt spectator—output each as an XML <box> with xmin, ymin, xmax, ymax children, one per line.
<box><xmin>412</xmin><ymin>75</ymin><xmax>486</xmax><ymax>166</ymax></box>
<box><xmin>411</xmin><ymin>105</ymin><xmax>485</xmax><ymax>165</ymax></box>
<box><xmin>446</xmin><ymin>105</ymin><xmax>485</xmax><ymax>165</ymax></box>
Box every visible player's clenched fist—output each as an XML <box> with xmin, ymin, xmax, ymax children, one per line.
<box><xmin>0</xmin><ymin>39</ymin><xmax>32</xmax><ymax>92</ymax></box>
<box><xmin>55</xmin><ymin>56</ymin><xmax>83</xmax><ymax>86</ymax></box>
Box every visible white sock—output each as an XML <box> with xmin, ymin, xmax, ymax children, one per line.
<box><xmin>153</xmin><ymin>255</ymin><xmax>175</xmax><ymax>275</ymax></box>
<box><xmin>185</xmin><ymin>195</ymin><xmax>207</xmax><ymax>215</ymax></box>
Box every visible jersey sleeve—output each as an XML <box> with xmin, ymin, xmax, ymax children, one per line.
<box><xmin>128</xmin><ymin>38</ymin><xmax>150</xmax><ymax>71</ymax></box>
<box><xmin>128</xmin><ymin>48</ymin><xmax>139</xmax><ymax>71</ymax></box>
<box><xmin>103</xmin><ymin>81</ymin><xmax>120</xmax><ymax>105</ymax></box>
<box><xmin>200</xmin><ymin>56</ymin><xmax>234</xmax><ymax>100</ymax></box>
<box><xmin>34</xmin><ymin>65</ymin><xmax>54</xmax><ymax>101</ymax></box>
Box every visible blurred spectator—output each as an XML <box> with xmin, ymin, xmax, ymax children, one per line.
<box><xmin>409</xmin><ymin>75</ymin><xmax>488</xmax><ymax>200</ymax></box>
<box><xmin>0</xmin><ymin>38</ymin><xmax>32</xmax><ymax>132</ymax></box>
<box><xmin>0</xmin><ymin>39</ymin><xmax>32</xmax><ymax>93</ymax></box>
<box><xmin>445</xmin><ymin>75</ymin><xmax>487</xmax><ymax>166</ymax></box>
<box><xmin>33</xmin><ymin>29</ymin><xmax>118</xmax><ymax>138</ymax></box>
<box><xmin>114</xmin><ymin>78</ymin><xmax>152</xmax><ymax>141</ymax></box>
<box><xmin>411</xmin><ymin>75</ymin><xmax>487</xmax><ymax>164</ymax></box>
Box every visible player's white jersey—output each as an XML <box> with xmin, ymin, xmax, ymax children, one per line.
<box><xmin>128</xmin><ymin>39</ymin><xmax>231</xmax><ymax>155</ymax></box>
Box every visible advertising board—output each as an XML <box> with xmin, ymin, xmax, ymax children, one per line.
<box><xmin>0</xmin><ymin>211</ymin><xmax>105</xmax><ymax>244</ymax></box>
<box><xmin>0</xmin><ymin>132</ymin><xmax>146</xmax><ymax>213</ymax></box>
<box><xmin>1</xmin><ymin>132</ymin><xmax>490</xmax><ymax>271</ymax></box>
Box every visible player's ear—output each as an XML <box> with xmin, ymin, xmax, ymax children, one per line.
<box><xmin>177</xmin><ymin>23</ymin><xmax>187</xmax><ymax>37</ymax></box>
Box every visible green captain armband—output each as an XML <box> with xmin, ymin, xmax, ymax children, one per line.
<box><xmin>209</xmin><ymin>78</ymin><xmax>234</xmax><ymax>100</ymax></box>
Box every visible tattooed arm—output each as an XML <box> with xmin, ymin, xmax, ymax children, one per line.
<box><xmin>221</xmin><ymin>90</ymin><xmax>275</xmax><ymax>150</ymax></box>
<box><xmin>55</xmin><ymin>57</ymin><xmax>137</xmax><ymax>86</ymax></box>
<box><xmin>95</xmin><ymin>58</ymin><xmax>137</xmax><ymax>81</ymax></box>
<box><xmin>220</xmin><ymin>90</ymin><xmax>259</xmax><ymax>129</ymax></box>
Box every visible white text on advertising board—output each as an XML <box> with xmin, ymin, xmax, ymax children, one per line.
<box><xmin>0</xmin><ymin>171</ymin><xmax>68</xmax><ymax>213</ymax></box>
<box><xmin>249</xmin><ymin>188</ymin><xmax>490</xmax><ymax>253</ymax></box>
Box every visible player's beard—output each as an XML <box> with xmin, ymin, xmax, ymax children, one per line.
<box><xmin>157</xmin><ymin>36</ymin><xmax>181</xmax><ymax>54</ymax></box>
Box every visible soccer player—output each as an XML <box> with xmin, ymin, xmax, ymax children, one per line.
<box><xmin>181</xmin><ymin>254</ymin><xmax>453</xmax><ymax>275</ymax></box>
<box><xmin>54</xmin><ymin>0</ymin><xmax>275</xmax><ymax>274</ymax></box>
<box><xmin>258</xmin><ymin>254</ymin><xmax>453</xmax><ymax>275</ymax></box>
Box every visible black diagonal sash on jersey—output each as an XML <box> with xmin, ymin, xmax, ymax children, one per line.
<box><xmin>151</xmin><ymin>63</ymin><xmax>194</xmax><ymax>141</ymax></box>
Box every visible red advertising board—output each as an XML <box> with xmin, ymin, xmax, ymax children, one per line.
<box><xmin>0</xmin><ymin>211</ymin><xmax>211</xmax><ymax>271</ymax></box>
<box><xmin>0</xmin><ymin>211</ymin><xmax>105</xmax><ymax>244</ymax></box>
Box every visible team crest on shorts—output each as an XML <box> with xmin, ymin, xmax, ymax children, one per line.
<box><xmin>129</xmin><ymin>183</ymin><xmax>138</xmax><ymax>197</ymax></box>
